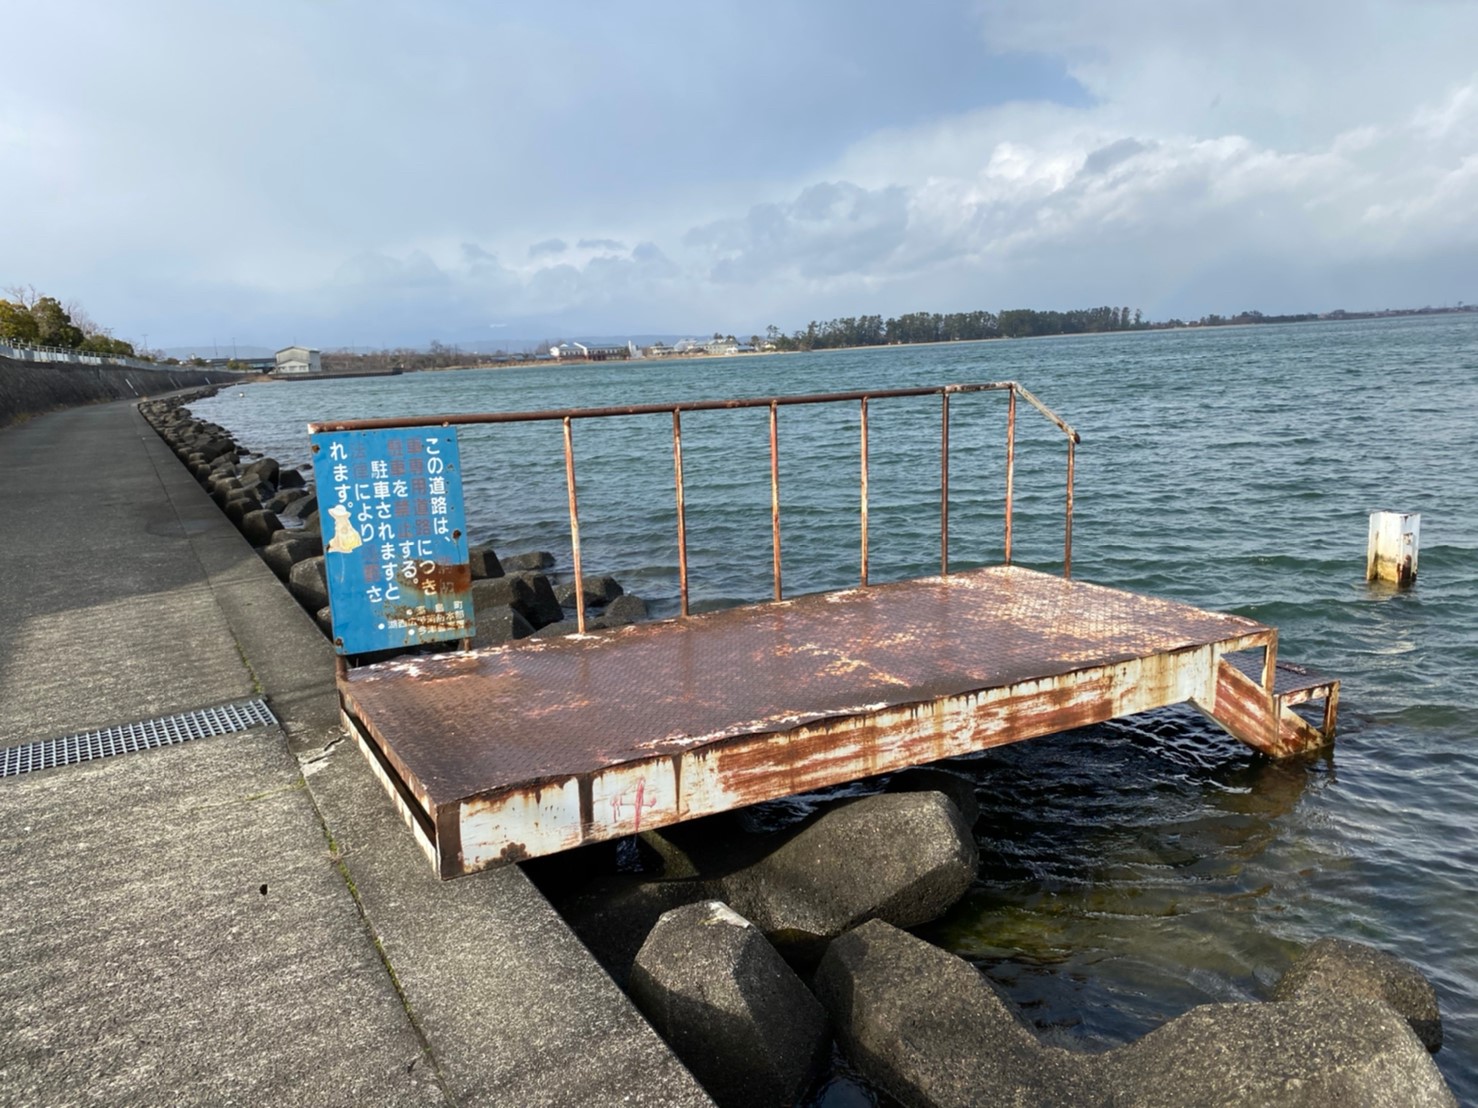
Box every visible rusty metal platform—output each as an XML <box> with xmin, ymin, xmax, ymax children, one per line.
<box><xmin>338</xmin><ymin>565</ymin><xmax>1337</xmax><ymax>878</ymax></box>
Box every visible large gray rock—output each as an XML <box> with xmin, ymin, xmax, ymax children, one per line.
<box><xmin>259</xmin><ymin>534</ymin><xmax>324</xmax><ymax>581</ymax></box>
<box><xmin>637</xmin><ymin>811</ymin><xmax>786</xmax><ymax>881</ymax></box>
<box><xmin>195</xmin><ymin>436</ymin><xmax>235</xmax><ymax>462</ymax></box>
<box><xmin>556</xmin><ymin>876</ymin><xmax>716</xmax><ymax>986</ymax></box>
<box><xmin>470</xmin><ymin>572</ymin><xmax>562</xmax><ymax>629</ymax></box>
<box><xmin>281</xmin><ymin>493</ymin><xmax>318</xmax><ymax>521</ymax></box>
<box><xmin>719</xmin><ymin>791</ymin><xmax>977</xmax><ymax>959</ymax></box>
<box><xmin>277</xmin><ymin>466</ymin><xmax>307</xmax><ymax>489</ymax></box>
<box><xmin>1105</xmin><ymin>992</ymin><xmax>1456</xmax><ymax>1107</ymax></box>
<box><xmin>815</xmin><ymin>919</ymin><xmax>1089</xmax><ymax>1107</ymax></box>
<box><xmin>209</xmin><ymin>476</ymin><xmax>241</xmax><ymax>506</ymax></box>
<box><xmin>288</xmin><ymin>556</ymin><xmax>329</xmax><ymax>613</ymax></box>
<box><xmin>239</xmin><ymin>508</ymin><xmax>283</xmax><ymax>547</ymax></box>
<box><xmin>223</xmin><ymin>494</ymin><xmax>265</xmax><ymax>526</ymax></box>
<box><xmin>468</xmin><ymin>542</ymin><xmax>505</xmax><ymax>579</ymax></box>
<box><xmin>884</xmin><ymin>766</ymin><xmax>980</xmax><ymax>828</ymax></box>
<box><xmin>555</xmin><ymin>575</ymin><xmax>624</xmax><ymax>608</ymax></box>
<box><xmin>597</xmin><ymin>593</ymin><xmax>648</xmax><ymax>627</ymax></box>
<box><xmin>241</xmin><ymin>456</ymin><xmax>279</xmax><ymax>488</ymax></box>
<box><xmin>815</xmin><ymin>921</ymin><xmax>1457</xmax><ymax>1108</ymax></box>
<box><xmin>264</xmin><ymin>487</ymin><xmax>309</xmax><ymax>513</ymax></box>
<box><xmin>502</xmin><ymin>550</ymin><xmax>556</xmax><ymax>572</ymax></box>
<box><xmin>530</xmin><ymin>618</ymin><xmax>582</xmax><ymax>638</ymax></box>
<box><xmin>629</xmin><ymin>901</ymin><xmax>829</xmax><ymax>1108</ymax></box>
<box><xmin>1273</xmin><ymin>937</ymin><xmax>1442</xmax><ymax>1051</ymax></box>
<box><xmin>470</xmin><ymin>605</ymin><xmax>534</xmax><ymax>647</ymax></box>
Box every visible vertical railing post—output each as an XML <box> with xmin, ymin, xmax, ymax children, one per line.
<box><xmin>769</xmin><ymin>401</ymin><xmax>782</xmax><ymax>601</ymax></box>
<box><xmin>859</xmin><ymin>397</ymin><xmax>870</xmax><ymax>587</ymax></box>
<box><xmin>1004</xmin><ymin>387</ymin><xmax>1017</xmax><ymax>564</ymax></box>
<box><xmin>1064</xmin><ymin>436</ymin><xmax>1075</xmax><ymax>579</ymax></box>
<box><xmin>940</xmin><ymin>391</ymin><xmax>950</xmax><ymax>576</ymax></box>
<box><xmin>672</xmin><ymin>409</ymin><xmax>690</xmax><ymax>617</ymax></box>
<box><xmin>562</xmin><ymin>416</ymin><xmax>586</xmax><ymax>633</ymax></box>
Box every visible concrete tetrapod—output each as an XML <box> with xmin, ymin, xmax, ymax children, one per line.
<box><xmin>719</xmin><ymin>791</ymin><xmax>978</xmax><ymax>962</ymax></box>
<box><xmin>628</xmin><ymin>901</ymin><xmax>829</xmax><ymax>1108</ymax></box>
<box><xmin>814</xmin><ymin>919</ymin><xmax>1457</xmax><ymax>1108</ymax></box>
<box><xmin>1273</xmin><ymin>937</ymin><xmax>1443</xmax><ymax>1052</ymax></box>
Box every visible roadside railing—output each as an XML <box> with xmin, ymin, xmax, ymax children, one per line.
<box><xmin>308</xmin><ymin>381</ymin><xmax>1080</xmax><ymax>632</ymax></box>
<box><xmin>0</xmin><ymin>340</ymin><xmax>215</xmax><ymax>373</ymax></box>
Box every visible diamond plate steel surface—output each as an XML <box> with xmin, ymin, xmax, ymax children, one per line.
<box><xmin>341</xmin><ymin>566</ymin><xmax>1269</xmax><ymax>804</ymax></box>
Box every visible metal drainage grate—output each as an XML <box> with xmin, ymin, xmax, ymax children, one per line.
<box><xmin>0</xmin><ymin>698</ymin><xmax>278</xmax><ymax>777</ymax></box>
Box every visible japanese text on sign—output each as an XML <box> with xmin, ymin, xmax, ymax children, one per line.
<box><xmin>309</xmin><ymin>427</ymin><xmax>475</xmax><ymax>655</ymax></box>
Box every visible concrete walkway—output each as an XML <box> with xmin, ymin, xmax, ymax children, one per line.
<box><xmin>0</xmin><ymin>399</ymin><xmax>711</xmax><ymax>1107</ymax></box>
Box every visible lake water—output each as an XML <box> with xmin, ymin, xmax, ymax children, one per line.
<box><xmin>191</xmin><ymin>315</ymin><xmax>1478</xmax><ymax>1101</ymax></box>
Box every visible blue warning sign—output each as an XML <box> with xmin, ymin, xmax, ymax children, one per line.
<box><xmin>309</xmin><ymin>426</ymin><xmax>474</xmax><ymax>654</ymax></box>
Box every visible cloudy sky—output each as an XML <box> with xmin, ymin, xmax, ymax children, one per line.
<box><xmin>4</xmin><ymin>0</ymin><xmax>1477</xmax><ymax>350</ymax></box>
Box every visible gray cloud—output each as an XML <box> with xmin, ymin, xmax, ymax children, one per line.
<box><xmin>688</xmin><ymin>181</ymin><xmax>910</xmax><ymax>284</ymax></box>
<box><xmin>4</xmin><ymin>1</ymin><xmax>1477</xmax><ymax>345</ymax></box>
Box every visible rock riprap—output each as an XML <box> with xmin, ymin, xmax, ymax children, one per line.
<box><xmin>628</xmin><ymin>901</ymin><xmax>829</xmax><ymax>1108</ymax></box>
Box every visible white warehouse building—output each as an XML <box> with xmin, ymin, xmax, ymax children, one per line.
<box><xmin>275</xmin><ymin>346</ymin><xmax>322</xmax><ymax>374</ymax></box>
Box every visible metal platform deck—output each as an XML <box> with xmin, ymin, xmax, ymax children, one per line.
<box><xmin>338</xmin><ymin>565</ymin><xmax>1338</xmax><ymax>878</ymax></box>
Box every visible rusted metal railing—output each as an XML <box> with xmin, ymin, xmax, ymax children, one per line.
<box><xmin>308</xmin><ymin>381</ymin><xmax>1081</xmax><ymax>631</ymax></box>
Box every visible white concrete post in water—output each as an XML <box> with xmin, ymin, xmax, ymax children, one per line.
<box><xmin>1367</xmin><ymin>511</ymin><xmax>1420</xmax><ymax>587</ymax></box>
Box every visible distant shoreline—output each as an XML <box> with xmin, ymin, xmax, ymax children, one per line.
<box><xmin>274</xmin><ymin>304</ymin><xmax>1477</xmax><ymax>379</ymax></box>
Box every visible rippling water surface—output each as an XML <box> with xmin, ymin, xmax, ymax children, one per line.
<box><xmin>192</xmin><ymin>315</ymin><xmax>1478</xmax><ymax>1101</ymax></box>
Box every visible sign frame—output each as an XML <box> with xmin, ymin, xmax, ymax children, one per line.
<box><xmin>309</xmin><ymin>426</ymin><xmax>475</xmax><ymax>654</ymax></box>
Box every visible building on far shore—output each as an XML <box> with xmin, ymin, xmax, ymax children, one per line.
<box><xmin>275</xmin><ymin>345</ymin><xmax>322</xmax><ymax>375</ymax></box>
<box><xmin>549</xmin><ymin>341</ymin><xmax>635</xmax><ymax>361</ymax></box>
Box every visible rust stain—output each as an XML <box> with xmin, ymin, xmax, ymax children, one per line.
<box><xmin>414</xmin><ymin>560</ymin><xmax>472</xmax><ymax>596</ymax></box>
<box><xmin>338</xmin><ymin>563</ymin><xmax>1338</xmax><ymax>876</ymax></box>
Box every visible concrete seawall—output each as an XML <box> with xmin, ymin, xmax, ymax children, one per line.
<box><xmin>0</xmin><ymin>354</ymin><xmax>232</xmax><ymax>426</ymax></box>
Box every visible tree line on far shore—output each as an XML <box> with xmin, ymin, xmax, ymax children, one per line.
<box><xmin>0</xmin><ymin>286</ymin><xmax>140</xmax><ymax>357</ymax></box>
<box><xmin>767</xmin><ymin>306</ymin><xmax>1146</xmax><ymax>351</ymax></box>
